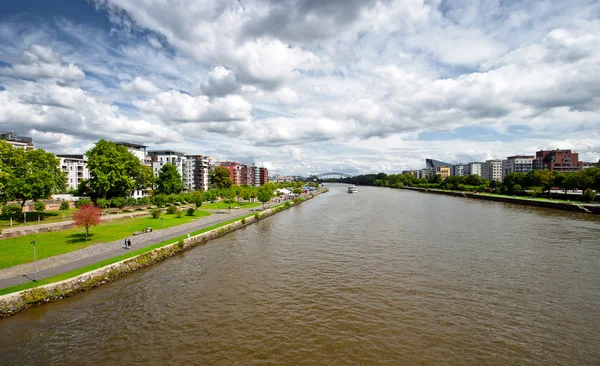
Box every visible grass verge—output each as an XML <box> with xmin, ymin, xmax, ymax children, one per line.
<box><xmin>0</xmin><ymin>212</ymin><xmax>256</xmax><ymax>296</ymax></box>
<box><xmin>0</xmin><ymin>210</ymin><xmax>211</xmax><ymax>269</ymax></box>
<box><xmin>201</xmin><ymin>201</ymin><xmax>261</xmax><ymax>210</ymax></box>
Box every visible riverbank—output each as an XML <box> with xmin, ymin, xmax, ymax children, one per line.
<box><xmin>0</xmin><ymin>190</ymin><xmax>326</xmax><ymax>318</ymax></box>
<box><xmin>402</xmin><ymin>187</ymin><xmax>600</xmax><ymax>214</ymax></box>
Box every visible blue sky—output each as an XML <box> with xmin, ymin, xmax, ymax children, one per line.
<box><xmin>0</xmin><ymin>0</ymin><xmax>599</xmax><ymax>175</ymax></box>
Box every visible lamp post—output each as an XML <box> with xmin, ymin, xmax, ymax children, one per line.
<box><xmin>31</xmin><ymin>240</ymin><xmax>37</xmax><ymax>281</ymax></box>
<box><xmin>161</xmin><ymin>217</ymin><xmax>165</xmax><ymax>243</ymax></box>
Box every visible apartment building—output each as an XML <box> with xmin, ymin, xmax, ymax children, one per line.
<box><xmin>482</xmin><ymin>160</ymin><xmax>503</xmax><ymax>181</ymax></box>
<box><xmin>502</xmin><ymin>155</ymin><xmax>534</xmax><ymax>177</ymax></box>
<box><xmin>453</xmin><ymin>164</ymin><xmax>469</xmax><ymax>176</ymax></box>
<box><xmin>0</xmin><ymin>131</ymin><xmax>34</xmax><ymax>150</ymax></box>
<box><xmin>148</xmin><ymin>150</ymin><xmax>186</xmax><ymax>177</ymax></box>
<box><xmin>467</xmin><ymin>162</ymin><xmax>482</xmax><ymax>176</ymax></box>
<box><xmin>533</xmin><ymin>149</ymin><xmax>582</xmax><ymax>172</ymax></box>
<box><xmin>259</xmin><ymin>167</ymin><xmax>269</xmax><ymax>185</ymax></box>
<box><xmin>184</xmin><ymin>155</ymin><xmax>211</xmax><ymax>191</ymax></box>
<box><xmin>217</xmin><ymin>161</ymin><xmax>244</xmax><ymax>185</ymax></box>
<box><xmin>115</xmin><ymin>142</ymin><xmax>152</xmax><ymax>166</ymax></box>
<box><xmin>241</xmin><ymin>164</ymin><xmax>255</xmax><ymax>186</ymax></box>
<box><xmin>435</xmin><ymin>166</ymin><xmax>451</xmax><ymax>180</ymax></box>
<box><xmin>57</xmin><ymin>154</ymin><xmax>91</xmax><ymax>190</ymax></box>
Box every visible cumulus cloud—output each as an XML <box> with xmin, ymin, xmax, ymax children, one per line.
<box><xmin>119</xmin><ymin>76</ymin><xmax>161</xmax><ymax>94</ymax></box>
<box><xmin>0</xmin><ymin>44</ymin><xmax>85</xmax><ymax>80</ymax></box>
<box><xmin>199</xmin><ymin>66</ymin><xmax>240</xmax><ymax>97</ymax></box>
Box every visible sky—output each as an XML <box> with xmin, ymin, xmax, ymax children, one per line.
<box><xmin>0</xmin><ymin>0</ymin><xmax>599</xmax><ymax>175</ymax></box>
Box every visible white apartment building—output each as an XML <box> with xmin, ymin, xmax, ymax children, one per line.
<box><xmin>502</xmin><ymin>155</ymin><xmax>534</xmax><ymax>177</ymax></box>
<box><xmin>482</xmin><ymin>160</ymin><xmax>503</xmax><ymax>181</ymax></box>
<box><xmin>57</xmin><ymin>154</ymin><xmax>91</xmax><ymax>191</ymax></box>
<box><xmin>253</xmin><ymin>165</ymin><xmax>260</xmax><ymax>186</ymax></box>
<box><xmin>467</xmin><ymin>162</ymin><xmax>483</xmax><ymax>176</ymax></box>
<box><xmin>453</xmin><ymin>164</ymin><xmax>469</xmax><ymax>176</ymax></box>
<box><xmin>148</xmin><ymin>150</ymin><xmax>186</xmax><ymax>178</ymax></box>
<box><xmin>1</xmin><ymin>131</ymin><xmax>34</xmax><ymax>150</ymax></box>
<box><xmin>183</xmin><ymin>155</ymin><xmax>211</xmax><ymax>191</ymax></box>
<box><xmin>116</xmin><ymin>142</ymin><xmax>152</xmax><ymax>198</ymax></box>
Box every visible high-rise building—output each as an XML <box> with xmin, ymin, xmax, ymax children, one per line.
<box><xmin>435</xmin><ymin>166</ymin><xmax>451</xmax><ymax>179</ymax></box>
<box><xmin>482</xmin><ymin>160</ymin><xmax>503</xmax><ymax>181</ymax></box>
<box><xmin>216</xmin><ymin>161</ymin><xmax>244</xmax><ymax>185</ymax></box>
<box><xmin>426</xmin><ymin>158</ymin><xmax>454</xmax><ymax>172</ymax></box>
<box><xmin>115</xmin><ymin>142</ymin><xmax>152</xmax><ymax>166</ymax></box>
<box><xmin>148</xmin><ymin>150</ymin><xmax>186</xmax><ymax>177</ymax></box>
<box><xmin>453</xmin><ymin>164</ymin><xmax>469</xmax><ymax>176</ymax></box>
<box><xmin>259</xmin><ymin>167</ymin><xmax>269</xmax><ymax>186</ymax></box>
<box><xmin>0</xmin><ymin>131</ymin><xmax>34</xmax><ymax>150</ymax></box>
<box><xmin>183</xmin><ymin>155</ymin><xmax>211</xmax><ymax>191</ymax></box>
<box><xmin>502</xmin><ymin>155</ymin><xmax>534</xmax><ymax>177</ymax></box>
<box><xmin>533</xmin><ymin>149</ymin><xmax>582</xmax><ymax>172</ymax></box>
<box><xmin>57</xmin><ymin>154</ymin><xmax>91</xmax><ymax>191</ymax></box>
<box><xmin>467</xmin><ymin>162</ymin><xmax>482</xmax><ymax>176</ymax></box>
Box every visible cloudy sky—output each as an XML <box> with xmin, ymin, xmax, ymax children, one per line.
<box><xmin>1</xmin><ymin>0</ymin><xmax>599</xmax><ymax>175</ymax></box>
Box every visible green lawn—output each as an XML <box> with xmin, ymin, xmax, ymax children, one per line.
<box><xmin>0</xmin><ymin>212</ymin><xmax>256</xmax><ymax>295</ymax></box>
<box><xmin>481</xmin><ymin>192</ymin><xmax>589</xmax><ymax>205</ymax></box>
<box><xmin>0</xmin><ymin>210</ymin><xmax>211</xmax><ymax>269</ymax></box>
<box><xmin>201</xmin><ymin>201</ymin><xmax>261</xmax><ymax>209</ymax></box>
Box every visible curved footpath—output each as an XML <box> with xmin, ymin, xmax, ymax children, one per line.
<box><xmin>0</xmin><ymin>191</ymin><xmax>326</xmax><ymax>318</ymax></box>
<box><xmin>0</xmin><ymin>209</ymin><xmax>249</xmax><ymax>286</ymax></box>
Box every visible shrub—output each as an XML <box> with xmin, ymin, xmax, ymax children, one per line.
<box><xmin>2</xmin><ymin>204</ymin><xmax>22</xmax><ymax>216</ymax></box>
<box><xmin>166</xmin><ymin>205</ymin><xmax>178</xmax><ymax>214</ymax></box>
<box><xmin>138</xmin><ymin>196</ymin><xmax>151</xmax><ymax>205</ymax></box>
<box><xmin>177</xmin><ymin>240</ymin><xmax>185</xmax><ymax>249</ymax></box>
<box><xmin>33</xmin><ymin>201</ymin><xmax>46</xmax><ymax>212</ymax></box>
<box><xmin>513</xmin><ymin>184</ymin><xmax>522</xmax><ymax>195</ymax></box>
<box><xmin>151</xmin><ymin>209</ymin><xmax>162</xmax><ymax>219</ymax></box>
<box><xmin>152</xmin><ymin>194</ymin><xmax>167</xmax><ymax>208</ymax></box>
<box><xmin>111</xmin><ymin>197</ymin><xmax>126</xmax><ymax>209</ymax></box>
<box><xmin>75</xmin><ymin>199</ymin><xmax>92</xmax><ymax>208</ymax></box>
<box><xmin>284</xmin><ymin>201</ymin><xmax>291</xmax><ymax>208</ymax></box>
<box><xmin>60</xmin><ymin>200</ymin><xmax>70</xmax><ymax>211</ymax></box>
<box><xmin>254</xmin><ymin>213</ymin><xmax>260</xmax><ymax>220</ymax></box>
<box><xmin>583</xmin><ymin>189</ymin><xmax>597</xmax><ymax>202</ymax></box>
<box><xmin>125</xmin><ymin>197</ymin><xmax>137</xmax><ymax>207</ymax></box>
<box><xmin>175</xmin><ymin>210</ymin><xmax>183</xmax><ymax>218</ymax></box>
<box><xmin>96</xmin><ymin>198</ymin><xmax>110</xmax><ymax>209</ymax></box>
<box><xmin>186</xmin><ymin>207</ymin><xmax>195</xmax><ymax>216</ymax></box>
<box><xmin>241</xmin><ymin>218</ymin><xmax>246</xmax><ymax>225</ymax></box>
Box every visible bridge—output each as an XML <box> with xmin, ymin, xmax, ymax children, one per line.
<box><xmin>311</xmin><ymin>172</ymin><xmax>354</xmax><ymax>180</ymax></box>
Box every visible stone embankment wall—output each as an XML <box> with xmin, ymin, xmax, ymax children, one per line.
<box><xmin>0</xmin><ymin>191</ymin><xmax>326</xmax><ymax>318</ymax></box>
<box><xmin>402</xmin><ymin>187</ymin><xmax>599</xmax><ymax>215</ymax></box>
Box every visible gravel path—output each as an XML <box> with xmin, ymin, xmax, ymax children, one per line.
<box><xmin>0</xmin><ymin>209</ymin><xmax>254</xmax><ymax>285</ymax></box>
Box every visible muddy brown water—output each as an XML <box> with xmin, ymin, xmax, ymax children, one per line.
<box><xmin>1</xmin><ymin>184</ymin><xmax>599</xmax><ymax>364</ymax></box>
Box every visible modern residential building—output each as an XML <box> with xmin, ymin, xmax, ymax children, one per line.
<box><xmin>533</xmin><ymin>149</ymin><xmax>582</xmax><ymax>172</ymax></box>
<box><xmin>582</xmin><ymin>161</ymin><xmax>600</xmax><ymax>169</ymax></box>
<box><xmin>148</xmin><ymin>150</ymin><xmax>186</xmax><ymax>178</ymax></box>
<box><xmin>467</xmin><ymin>162</ymin><xmax>483</xmax><ymax>176</ymax></box>
<box><xmin>453</xmin><ymin>164</ymin><xmax>469</xmax><ymax>176</ymax></box>
<box><xmin>426</xmin><ymin>158</ymin><xmax>454</xmax><ymax>172</ymax></box>
<box><xmin>259</xmin><ymin>167</ymin><xmax>269</xmax><ymax>185</ymax></box>
<box><xmin>435</xmin><ymin>166</ymin><xmax>451</xmax><ymax>180</ymax></box>
<box><xmin>184</xmin><ymin>155</ymin><xmax>211</xmax><ymax>191</ymax></box>
<box><xmin>241</xmin><ymin>164</ymin><xmax>255</xmax><ymax>186</ymax></box>
<box><xmin>482</xmin><ymin>159</ymin><xmax>503</xmax><ymax>181</ymax></box>
<box><xmin>217</xmin><ymin>161</ymin><xmax>244</xmax><ymax>185</ymax></box>
<box><xmin>0</xmin><ymin>131</ymin><xmax>34</xmax><ymax>150</ymax></box>
<box><xmin>57</xmin><ymin>154</ymin><xmax>91</xmax><ymax>191</ymax></box>
<box><xmin>502</xmin><ymin>155</ymin><xmax>534</xmax><ymax>177</ymax></box>
<box><xmin>115</xmin><ymin>142</ymin><xmax>152</xmax><ymax>166</ymax></box>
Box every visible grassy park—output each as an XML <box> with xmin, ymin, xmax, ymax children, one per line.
<box><xmin>0</xmin><ymin>210</ymin><xmax>211</xmax><ymax>269</ymax></box>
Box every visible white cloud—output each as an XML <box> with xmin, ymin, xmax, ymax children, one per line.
<box><xmin>0</xmin><ymin>44</ymin><xmax>85</xmax><ymax>80</ymax></box>
<box><xmin>119</xmin><ymin>76</ymin><xmax>161</xmax><ymax>94</ymax></box>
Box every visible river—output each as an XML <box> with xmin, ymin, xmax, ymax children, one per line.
<box><xmin>1</xmin><ymin>184</ymin><xmax>600</xmax><ymax>364</ymax></box>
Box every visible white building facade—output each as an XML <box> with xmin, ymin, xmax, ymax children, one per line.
<box><xmin>482</xmin><ymin>160</ymin><xmax>503</xmax><ymax>181</ymax></box>
<box><xmin>116</xmin><ymin>142</ymin><xmax>152</xmax><ymax>198</ymax></box>
<box><xmin>183</xmin><ymin>155</ymin><xmax>211</xmax><ymax>191</ymax></box>
<box><xmin>502</xmin><ymin>155</ymin><xmax>534</xmax><ymax>177</ymax></box>
<box><xmin>453</xmin><ymin>164</ymin><xmax>469</xmax><ymax>176</ymax></box>
<box><xmin>57</xmin><ymin>154</ymin><xmax>91</xmax><ymax>191</ymax></box>
<box><xmin>467</xmin><ymin>162</ymin><xmax>483</xmax><ymax>176</ymax></box>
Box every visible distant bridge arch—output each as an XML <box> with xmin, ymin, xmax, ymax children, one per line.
<box><xmin>312</xmin><ymin>172</ymin><xmax>354</xmax><ymax>180</ymax></box>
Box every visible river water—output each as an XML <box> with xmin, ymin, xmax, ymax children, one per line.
<box><xmin>1</xmin><ymin>184</ymin><xmax>600</xmax><ymax>365</ymax></box>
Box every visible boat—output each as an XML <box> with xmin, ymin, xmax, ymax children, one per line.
<box><xmin>348</xmin><ymin>185</ymin><xmax>358</xmax><ymax>193</ymax></box>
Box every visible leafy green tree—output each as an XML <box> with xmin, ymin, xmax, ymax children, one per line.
<box><xmin>33</xmin><ymin>201</ymin><xmax>46</xmax><ymax>221</ymax></box>
<box><xmin>213</xmin><ymin>166</ymin><xmax>233</xmax><ymax>189</ymax></box>
<box><xmin>0</xmin><ymin>141</ymin><xmax>65</xmax><ymax>206</ymax></box>
<box><xmin>152</xmin><ymin>194</ymin><xmax>167</xmax><ymax>208</ymax></box>
<box><xmin>241</xmin><ymin>189</ymin><xmax>251</xmax><ymax>202</ymax></box>
<box><xmin>60</xmin><ymin>200</ymin><xmax>70</xmax><ymax>219</ymax></box>
<box><xmin>583</xmin><ymin>188</ymin><xmax>596</xmax><ymax>202</ymax></box>
<box><xmin>257</xmin><ymin>188</ymin><xmax>273</xmax><ymax>209</ymax></box>
<box><xmin>513</xmin><ymin>184</ymin><xmax>522</xmax><ymax>195</ymax></box>
<box><xmin>191</xmin><ymin>192</ymin><xmax>203</xmax><ymax>208</ymax></box>
<box><xmin>156</xmin><ymin>164</ymin><xmax>184</xmax><ymax>195</ymax></box>
<box><xmin>234</xmin><ymin>186</ymin><xmax>242</xmax><ymax>202</ymax></box>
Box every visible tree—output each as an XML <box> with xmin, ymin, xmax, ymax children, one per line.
<box><xmin>191</xmin><ymin>192</ymin><xmax>203</xmax><ymax>208</ymax></box>
<box><xmin>241</xmin><ymin>189</ymin><xmax>251</xmax><ymax>202</ymax></box>
<box><xmin>60</xmin><ymin>200</ymin><xmax>70</xmax><ymax>220</ymax></box>
<box><xmin>85</xmin><ymin>139</ymin><xmax>150</xmax><ymax>199</ymax></box>
<box><xmin>0</xmin><ymin>141</ymin><xmax>65</xmax><ymax>206</ymax></box>
<box><xmin>73</xmin><ymin>205</ymin><xmax>102</xmax><ymax>241</ymax></box>
<box><xmin>257</xmin><ymin>188</ymin><xmax>273</xmax><ymax>209</ymax></box>
<box><xmin>33</xmin><ymin>201</ymin><xmax>46</xmax><ymax>222</ymax></box>
<box><xmin>213</xmin><ymin>166</ymin><xmax>233</xmax><ymax>189</ymax></box>
<box><xmin>155</xmin><ymin>163</ymin><xmax>184</xmax><ymax>195</ymax></box>
<box><xmin>513</xmin><ymin>184</ymin><xmax>522</xmax><ymax>195</ymax></box>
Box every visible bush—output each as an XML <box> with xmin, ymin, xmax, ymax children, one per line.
<box><xmin>75</xmin><ymin>199</ymin><xmax>92</xmax><ymax>208</ymax></box>
<box><xmin>583</xmin><ymin>189</ymin><xmax>597</xmax><ymax>202</ymax></box>
<box><xmin>177</xmin><ymin>240</ymin><xmax>185</xmax><ymax>249</ymax></box>
<box><xmin>33</xmin><ymin>201</ymin><xmax>46</xmax><ymax>212</ymax></box>
<box><xmin>138</xmin><ymin>196</ymin><xmax>151</xmax><ymax>205</ymax></box>
<box><xmin>152</xmin><ymin>194</ymin><xmax>167</xmax><ymax>208</ymax></box>
<box><xmin>254</xmin><ymin>213</ymin><xmax>260</xmax><ymax>220</ymax></box>
<box><xmin>96</xmin><ymin>198</ymin><xmax>110</xmax><ymax>209</ymax></box>
<box><xmin>241</xmin><ymin>218</ymin><xmax>246</xmax><ymax>225</ymax></box>
<box><xmin>166</xmin><ymin>205</ymin><xmax>178</xmax><ymax>214</ymax></box>
<box><xmin>125</xmin><ymin>197</ymin><xmax>137</xmax><ymax>207</ymax></box>
<box><xmin>151</xmin><ymin>209</ymin><xmax>162</xmax><ymax>219</ymax></box>
<box><xmin>60</xmin><ymin>200</ymin><xmax>70</xmax><ymax>211</ymax></box>
<box><xmin>175</xmin><ymin>210</ymin><xmax>183</xmax><ymax>218</ymax></box>
<box><xmin>284</xmin><ymin>201</ymin><xmax>291</xmax><ymax>208</ymax></box>
<box><xmin>186</xmin><ymin>208</ymin><xmax>195</xmax><ymax>216</ymax></box>
<box><xmin>2</xmin><ymin>204</ymin><xmax>22</xmax><ymax>216</ymax></box>
<box><xmin>111</xmin><ymin>197</ymin><xmax>126</xmax><ymax>209</ymax></box>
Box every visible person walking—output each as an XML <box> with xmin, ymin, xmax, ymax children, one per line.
<box><xmin>123</xmin><ymin>238</ymin><xmax>128</xmax><ymax>249</ymax></box>
<box><xmin>127</xmin><ymin>238</ymin><xmax>132</xmax><ymax>249</ymax></box>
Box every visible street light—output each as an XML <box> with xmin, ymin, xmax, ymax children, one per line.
<box><xmin>162</xmin><ymin>217</ymin><xmax>165</xmax><ymax>243</ymax></box>
<box><xmin>31</xmin><ymin>240</ymin><xmax>37</xmax><ymax>281</ymax></box>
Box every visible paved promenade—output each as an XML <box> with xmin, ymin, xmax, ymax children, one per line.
<box><xmin>0</xmin><ymin>208</ymin><xmax>257</xmax><ymax>289</ymax></box>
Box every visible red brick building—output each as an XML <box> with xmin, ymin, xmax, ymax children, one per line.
<box><xmin>259</xmin><ymin>167</ymin><xmax>269</xmax><ymax>186</ymax></box>
<box><xmin>533</xmin><ymin>149</ymin><xmax>582</xmax><ymax>172</ymax></box>
<box><xmin>217</xmin><ymin>161</ymin><xmax>243</xmax><ymax>185</ymax></box>
<box><xmin>216</xmin><ymin>162</ymin><xmax>269</xmax><ymax>186</ymax></box>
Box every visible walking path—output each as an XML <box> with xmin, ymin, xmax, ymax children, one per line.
<box><xmin>0</xmin><ymin>208</ymin><xmax>257</xmax><ymax>289</ymax></box>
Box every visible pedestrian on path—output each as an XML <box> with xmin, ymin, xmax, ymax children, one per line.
<box><xmin>123</xmin><ymin>238</ymin><xmax>128</xmax><ymax>249</ymax></box>
<box><xmin>127</xmin><ymin>238</ymin><xmax>132</xmax><ymax>249</ymax></box>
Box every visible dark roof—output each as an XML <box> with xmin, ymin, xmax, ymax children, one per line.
<box><xmin>115</xmin><ymin>141</ymin><xmax>147</xmax><ymax>149</ymax></box>
<box><xmin>426</xmin><ymin>158</ymin><xmax>454</xmax><ymax>169</ymax></box>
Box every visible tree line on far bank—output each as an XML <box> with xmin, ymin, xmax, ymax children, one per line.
<box><xmin>338</xmin><ymin>168</ymin><xmax>600</xmax><ymax>202</ymax></box>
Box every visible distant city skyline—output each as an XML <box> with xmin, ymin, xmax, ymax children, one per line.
<box><xmin>0</xmin><ymin>0</ymin><xmax>599</xmax><ymax>175</ymax></box>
